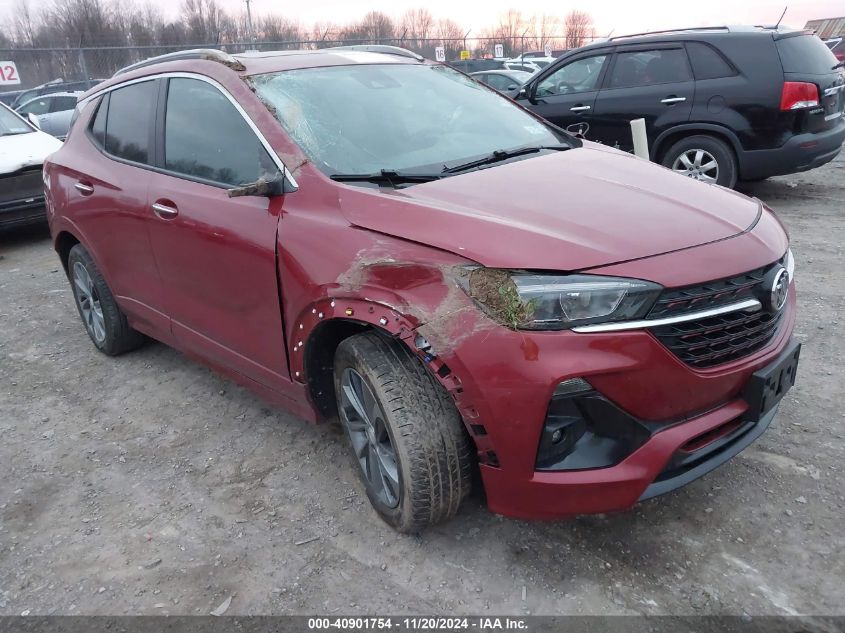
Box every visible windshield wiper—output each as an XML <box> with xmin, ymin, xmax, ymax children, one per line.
<box><xmin>442</xmin><ymin>144</ymin><xmax>571</xmax><ymax>175</ymax></box>
<box><xmin>833</xmin><ymin>61</ymin><xmax>845</xmax><ymax>70</ymax></box>
<box><xmin>331</xmin><ymin>169</ymin><xmax>441</xmax><ymax>186</ymax></box>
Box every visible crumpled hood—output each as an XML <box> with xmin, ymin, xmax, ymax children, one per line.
<box><xmin>338</xmin><ymin>143</ymin><xmax>763</xmax><ymax>271</ymax></box>
<box><xmin>0</xmin><ymin>131</ymin><xmax>62</xmax><ymax>174</ymax></box>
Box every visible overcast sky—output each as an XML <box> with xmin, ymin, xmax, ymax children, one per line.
<box><xmin>0</xmin><ymin>0</ymin><xmax>841</xmax><ymax>36</ymax></box>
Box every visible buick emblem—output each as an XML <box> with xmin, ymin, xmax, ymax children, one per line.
<box><xmin>768</xmin><ymin>267</ymin><xmax>789</xmax><ymax>312</ymax></box>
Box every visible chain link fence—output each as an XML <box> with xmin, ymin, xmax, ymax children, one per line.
<box><xmin>0</xmin><ymin>35</ymin><xmax>595</xmax><ymax>90</ymax></box>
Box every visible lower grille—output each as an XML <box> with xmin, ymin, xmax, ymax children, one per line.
<box><xmin>649</xmin><ymin>261</ymin><xmax>786</xmax><ymax>368</ymax></box>
<box><xmin>0</xmin><ymin>167</ymin><xmax>43</xmax><ymax>204</ymax></box>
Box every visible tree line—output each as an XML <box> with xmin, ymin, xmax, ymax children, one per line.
<box><xmin>1</xmin><ymin>0</ymin><xmax>596</xmax><ymax>55</ymax></box>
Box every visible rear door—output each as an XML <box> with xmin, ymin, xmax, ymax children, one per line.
<box><xmin>519</xmin><ymin>52</ymin><xmax>610</xmax><ymax>132</ymax></box>
<box><xmin>591</xmin><ymin>45</ymin><xmax>695</xmax><ymax>152</ymax></box>
<box><xmin>54</xmin><ymin>80</ymin><xmax>168</xmax><ymax>334</ymax></box>
<box><xmin>776</xmin><ymin>33</ymin><xmax>845</xmax><ymax>133</ymax></box>
<box><xmin>145</xmin><ymin>75</ymin><xmax>290</xmax><ymax>387</ymax></box>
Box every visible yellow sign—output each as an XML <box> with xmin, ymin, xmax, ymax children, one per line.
<box><xmin>459</xmin><ymin>50</ymin><xmax>471</xmax><ymax>60</ymax></box>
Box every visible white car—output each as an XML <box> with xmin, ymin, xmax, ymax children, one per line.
<box><xmin>15</xmin><ymin>91</ymin><xmax>83</xmax><ymax>140</ymax></box>
<box><xmin>0</xmin><ymin>103</ymin><xmax>62</xmax><ymax>230</ymax></box>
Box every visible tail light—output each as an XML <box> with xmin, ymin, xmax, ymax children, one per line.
<box><xmin>780</xmin><ymin>81</ymin><xmax>820</xmax><ymax>111</ymax></box>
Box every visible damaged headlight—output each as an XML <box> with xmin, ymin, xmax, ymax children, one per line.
<box><xmin>461</xmin><ymin>268</ymin><xmax>662</xmax><ymax>330</ymax></box>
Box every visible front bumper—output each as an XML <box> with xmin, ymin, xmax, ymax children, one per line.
<box><xmin>434</xmin><ymin>285</ymin><xmax>797</xmax><ymax>521</ymax></box>
<box><xmin>0</xmin><ymin>195</ymin><xmax>47</xmax><ymax>229</ymax></box>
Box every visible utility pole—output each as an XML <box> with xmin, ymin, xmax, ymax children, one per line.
<box><xmin>244</xmin><ymin>0</ymin><xmax>256</xmax><ymax>49</ymax></box>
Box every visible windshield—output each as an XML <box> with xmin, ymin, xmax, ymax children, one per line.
<box><xmin>0</xmin><ymin>106</ymin><xmax>32</xmax><ymax>136</ymax></box>
<box><xmin>252</xmin><ymin>63</ymin><xmax>567</xmax><ymax>176</ymax></box>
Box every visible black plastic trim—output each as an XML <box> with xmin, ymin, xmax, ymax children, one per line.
<box><xmin>639</xmin><ymin>404</ymin><xmax>777</xmax><ymax>501</ymax></box>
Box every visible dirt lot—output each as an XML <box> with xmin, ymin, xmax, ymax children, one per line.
<box><xmin>0</xmin><ymin>157</ymin><xmax>843</xmax><ymax>618</ymax></box>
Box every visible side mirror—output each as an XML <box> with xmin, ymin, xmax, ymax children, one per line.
<box><xmin>227</xmin><ymin>173</ymin><xmax>295</xmax><ymax>198</ymax></box>
<box><xmin>516</xmin><ymin>86</ymin><xmax>529</xmax><ymax>99</ymax></box>
<box><xmin>27</xmin><ymin>113</ymin><xmax>41</xmax><ymax>129</ymax></box>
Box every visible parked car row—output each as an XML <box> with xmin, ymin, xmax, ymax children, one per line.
<box><xmin>502</xmin><ymin>26</ymin><xmax>845</xmax><ymax>188</ymax></box>
<box><xmin>39</xmin><ymin>42</ymin><xmax>806</xmax><ymax>533</ymax></box>
<box><xmin>825</xmin><ymin>37</ymin><xmax>844</xmax><ymax>62</ymax></box>
<box><xmin>0</xmin><ymin>103</ymin><xmax>62</xmax><ymax>230</ymax></box>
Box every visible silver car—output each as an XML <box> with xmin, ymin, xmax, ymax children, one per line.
<box><xmin>15</xmin><ymin>92</ymin><xmax>83</xmax><ymax>140</ymax></box>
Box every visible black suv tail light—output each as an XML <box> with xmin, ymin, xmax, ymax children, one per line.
<box><xmin>780</xmin><ymin>81</ymin><xmax>820</xmax><ymax>110</ymax></box>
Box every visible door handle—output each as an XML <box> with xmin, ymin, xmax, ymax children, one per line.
<box><xmin>151</xmin><ymin>201</ymin><xmax>179</xmax><ymax>219</ymax></box>
<box><xmin>660</xmin><ymin>96</ymin><xmax>687</xmax><ymax>104</ymax></box>
<box><xmin>570</xmin><ymin>105</ymin><xmax>591</xmax><ymax>112</ymax></box>
<box><xmin>74</xmin><ymin>181</ymin><xmax>94</xmax><ymax>195</ymax></box>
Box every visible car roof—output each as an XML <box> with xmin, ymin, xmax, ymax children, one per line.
<box><xmin>21</xmin><ymin>91</ymin><xmax>82</xmax><ymax>101</ymax></box>
<box><xmin>82</xmin><ymin>47</ymin><xmax>427</xmax><ymax>100</ymax></box>
<box><xmin>573</xmin><ymin>24</ymin><xmax>808</xmax><ymax>53</ymax></box>
<box><xmin>471</xmin><ymin>69</ymin><xmax>530</xmax><ymax>76</ymax></box>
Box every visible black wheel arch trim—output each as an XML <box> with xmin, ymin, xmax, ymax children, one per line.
<box><xmin>652</xmin><ymin>123</ymin><xmax>744</xmax><ymax>163</ymax></box>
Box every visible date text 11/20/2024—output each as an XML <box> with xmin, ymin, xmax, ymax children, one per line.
<box><xmin>308</xmin><ymin>617</ymin><xmax>528</xmax><ymax>630</ymax></box>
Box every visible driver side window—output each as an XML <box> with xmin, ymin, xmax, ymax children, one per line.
<box><xmin>536</xmin><ymin>55</ymin><xmax>608</xmax><ymax>97</ymax></box>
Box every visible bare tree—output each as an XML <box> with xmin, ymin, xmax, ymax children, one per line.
<box><xmin>181</xmin><ymin>0</ymin><xmax>225</xmax><ymax>44</ymax></box>
<box><xmin>400</xmin><ymin>8</ymin><xmax>434</xmax><ymax>47</ymax></box>
<box><xmin>360</xmin><ymin>11</ymin><xmax>394</xmax><ymax>42</ymax></box>
<box><xmin>435</xmin><ymin>18</ymin><xmax>464</xmax><ymax>56</ymax></box>
<box><xmin>260</xmin><ymin>15</ymin><xmax>303</xmax><ymax>45</ymax></box>
<box><xmin>13</xmin><ymin>0</ymin><xmax>38</xmax><ymax>46</ymax></box>
<box><xmin>482</xmin><ymin>9</ymin><xmax>525</xmax><ymax>56</ymax></box>
<box><xmin>563</xmin><ymin>10</ymin><xmax>593</xmax><ymax>49</ymax></box>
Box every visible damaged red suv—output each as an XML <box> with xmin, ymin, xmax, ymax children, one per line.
<box><xmin>44</xmin><ymin>46</ymin><xmax>799</xmax><ymax>532</ymax></box>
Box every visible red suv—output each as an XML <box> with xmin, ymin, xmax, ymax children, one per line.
<box><xmin>44</xmin><ymin>46</ymin><xmax>799</xmax><ymax>533</ymax></box>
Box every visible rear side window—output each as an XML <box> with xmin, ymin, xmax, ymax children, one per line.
<box><xmin>608</xmin><ymin>49</ymin><xmax>692</xmax><ymax>88</ymax></box>
<box><xmin>90</xmin><ymin>94</ymin><xmax>108</xmax><ymax>147</ymax></box>
<box><xmin>163</xmin><ymin>77</ymin><xmax>278</xmax><ymax>187</ymax></box>
<box><xmin>104</xmin><ymin>80</ymin><xmax>156</xmax><ymax>164</ymax></box>
<box><xmin>686</xmin><ymin>42</ymin><xmax>736</xmax><ymax>79</ymax></box>
<box><xmin>50</xmin><ymin>96</ymin><xmax>78</xmax><ymax>112</ymax></box>
<box><xmin>777</xmin><ymin>34</ymin><xmax>839</xmax><ymax>74</ymax></box>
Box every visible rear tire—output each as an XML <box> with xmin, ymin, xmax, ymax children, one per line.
<box><xmin>67</xmin><ymin>244</ymin><xmax>145</xmax><ymax>356</ymax></box>
<box><xmin>661</xmin><ymin>135</ymin><xmax>738</xmax><ymax>189</ymax></box>
<box><xmin>334</xmin><ymin>332</ymin><xmax>473</xmax><ymax>533</ymax></box>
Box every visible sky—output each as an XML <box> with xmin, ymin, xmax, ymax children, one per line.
<box><xmin>0</xmin><ymin>0</ymin><xmax>841</xmax><ymax>36</ymax></box>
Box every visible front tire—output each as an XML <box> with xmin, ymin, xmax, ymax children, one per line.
<box><xmin>662</xmin><ymin>135</ymin><xmax>738</xmax><ymax>189</ymax></box>
<box><xmin>334</xmin><ymin>332</ymin><xmax>473</xmax><ymax>533</ymax></box>
<box><xmin>67</xmin><ymin>244</ymin><xmax>145</xmax><ymax>356</ymax></box>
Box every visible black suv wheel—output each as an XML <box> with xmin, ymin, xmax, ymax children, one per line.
<box><xmin>662</xmin><ymin>135</ymin><xmax>738</xmax><ymax>189</ymax></box>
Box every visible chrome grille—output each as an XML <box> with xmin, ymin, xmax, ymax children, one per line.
<box><xmin>649</xmin><ymin>262</ymin><xmax>785</xmax><ymax>368</ymax></box>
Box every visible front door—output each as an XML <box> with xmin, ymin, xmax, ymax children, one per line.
<box><xmin>520</xmin><ymin>53</ymin><xmax>611</xmax><ymax>134</ymax></box>
<box><xmin>145</xmin><ymin>76</ymin><xmax>290</xmax><ymax>387</ymax></box>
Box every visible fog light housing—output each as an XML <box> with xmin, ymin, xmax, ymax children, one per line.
<box><xmin>536</xmin><ymin>381</ymin><xmax>652</xmax><ymax>471</ymax></box>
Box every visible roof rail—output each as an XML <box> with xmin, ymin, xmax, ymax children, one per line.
<box><xmin>113</xmin><ymin>48</ymin><xmax>245</xmax><ymax>77</ymax></box>
<box><xmin>607</xmin><ymin>24</ymin><xmax>800</xmax><ymax>41</ymax></box>
<box><xmin>609</xmin><ymin>26</ymin><xmax>731</xmax><ymax>40</ymax></box>
<box><xmin>325</xmin><ymin>45</ymin><xmax>424</xmax><ymax>62</ymax></box>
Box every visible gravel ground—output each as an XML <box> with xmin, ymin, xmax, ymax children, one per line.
<box><xmin>0</xmin><ymin>156</ymin><xmax>843</xmax><ymax>618</ymax></box>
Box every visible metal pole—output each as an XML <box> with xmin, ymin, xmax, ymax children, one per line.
<box><xmin>244</xmin><ymin>0</ymin><xmax>256</xmax><ymax>49</ymax></box>
<box><xmin>77</xmin><ymin>47</ymin><xmax>89</xmax><ymax>80</ymax></box>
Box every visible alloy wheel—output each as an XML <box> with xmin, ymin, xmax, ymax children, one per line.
<box><xmin>672</xmin><ymin>149</ymin><xmax>719</xmax><ymax>183</ymax></box>
<box><xmin>72</xmin><ymin>261</ymin><xmax>106</xmax><ymax>344</ymax></box>
<box><xmin>339</xmin><ymin>368</ymin><xmax>401</xmax><ymax>508</ymax></box>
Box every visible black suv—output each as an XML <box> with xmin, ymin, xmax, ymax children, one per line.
<box><xmin>509</xmin><ymin>27</ymin><xmax>845</xmax><ymax>187</ymax></box>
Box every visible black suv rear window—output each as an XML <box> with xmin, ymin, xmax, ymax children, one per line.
<box><xmin>686</xmin><ymin>42</ymin><xmax>735</xmax><ymax>79</ymax></box>
<box><xmin>777</xmin><ymin>34</ymin><xmax>839</xmax><ymax>74</ymax></box>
